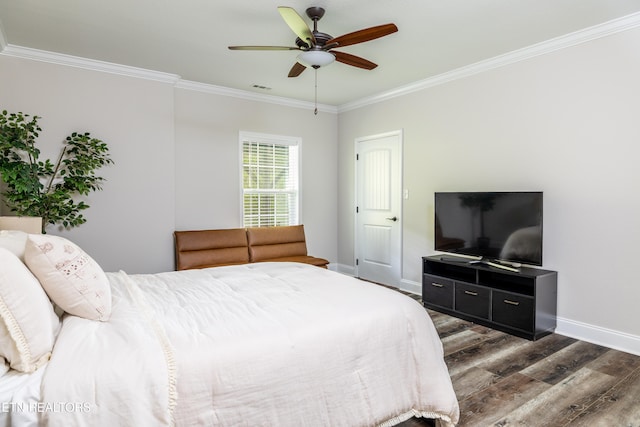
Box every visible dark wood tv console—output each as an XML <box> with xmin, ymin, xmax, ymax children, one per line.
<box><xmin>422</xmin><ymin>255</ymin><xmax>557</xmax><ymax>340</ymax></box>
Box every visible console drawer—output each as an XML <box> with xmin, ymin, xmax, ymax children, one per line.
<box><xmin>492</xmin><ymin>291</ymin><xmax>534</xmax><ymax>332</ymax></box>
<box><xmin>423</xmin><ymin>274</ymin><xmax>454</xmax><ymax>309</ymax></box>
<box><xmin>455</xmin><ymin>282</ymin><xmax>490</xmax><ymax>319</ymax></box>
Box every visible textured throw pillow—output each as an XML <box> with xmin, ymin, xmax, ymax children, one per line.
<box><xmin>0</xmin><ymin>248</ymin><xmax>60</xmax><ymax>372</ymax></box>
<box><xmin>24</xmin><ymin>235</ymin><xmax>112</xmax><ymax>321</ymax></box>
<box><xmin>0</xmin><ymin>230</ymin><xmax>29</xmax><ymax>261</ymax></box>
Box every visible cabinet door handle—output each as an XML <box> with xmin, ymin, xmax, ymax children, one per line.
<box><xmin>504</xmin><ymin>299</ymin><xmax>520</xmax><ymax>306</ymax></box>
<box><xmin>431</xmin><ymin>282</ymin><xmax>444</xmax><ymax>288</ymax></box>
<box><xmin>464</xmin><ymin>290</ymin><xmax>478</xmax><ymax>296</ymax></box>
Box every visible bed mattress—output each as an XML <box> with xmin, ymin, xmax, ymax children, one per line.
<box><xmin>35</xmin><ymin>262</ymin><xmax>458</xmax><ymax>426</ymax></box>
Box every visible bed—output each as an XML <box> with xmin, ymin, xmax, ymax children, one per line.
<box><xmin>0</xmin><ymin>231</ymin><xmax>459</xmax><ymax>427</ymax></box>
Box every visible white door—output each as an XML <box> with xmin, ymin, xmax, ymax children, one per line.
<box><xmin>355</xmin><ymin>130</ymin><xmax>402</xmax><ymax>286</ymax></box>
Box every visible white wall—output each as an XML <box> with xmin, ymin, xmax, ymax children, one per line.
<box><xmin>337</xmin><ymin>27</ymin><xmax>640</xmax><ymax>350</ymax></box>
<box><xmin>0</xmin><ymin>56</ymin><xmax>176</xmax><ymax>273</ymax></box>
<box><xmin>0</xmin><ymin>56</ymin><xmax>339</xmax><ymax>273</ymax></box>
<box><xmin>2</xmin><ymin>23</ymin><xmax>639</xmax><ymax>353</ymax></box>
<box><xmin>173</xmin><ymin>87</ymin><xmax>338</xmax><ymax>264</ymax></box>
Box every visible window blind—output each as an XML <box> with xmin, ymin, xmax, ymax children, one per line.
<box><xmin>241</xmin><ymin>135</ymin><xmax>299</xmax><ymax>228</ymax></box>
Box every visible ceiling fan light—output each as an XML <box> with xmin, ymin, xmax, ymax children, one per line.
<box><xmin>298</xmin><ymin>50</ymin><xmax>335</xmax><ymax>67</ymax></box>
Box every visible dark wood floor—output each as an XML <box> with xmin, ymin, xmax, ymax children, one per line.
<box><xmin>395</xmin><ymin>292</ymin><xmax>640</xmax><ymax>427</ymax></box>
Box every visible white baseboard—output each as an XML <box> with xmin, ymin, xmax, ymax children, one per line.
<box><xmin>334</xmin><ymin>263</ymin><xmax>355</xmax><ymax>276</ymax></box>
<box><xmin>399</xmin><ymin>279</ymin><xmax>421</xmax><ymax>295</ymax></box>
<box><xmin>335</xmin><ymin>265</ymin><xmax>422</xmax><ymax>293</ymax></box>
<box><xmin>400</xmin><ymin>279</ymin><xmax>640</xmax><ymax>357</ymax></box>
<box><xmin>333</xmin><ymin>270</ymin><xmax>640</xmax><ymax>356</ymax></box>
<box><xmin>556</xmin><ymin>317</ymin><xmax>640</xmax><ymax>357</ymax></box>
<box><xmin>334</xmin><ymin>265</ymin><xmax>421</xmax><ymax>294</ymax></box>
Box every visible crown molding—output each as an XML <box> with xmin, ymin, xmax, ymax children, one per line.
<box><xmin>175</xmin><ymin>80</ymin><xmax>338</xmax><ymax>114</ymax></box>
<box><xmin>1</xmin><ymin>10</ymin><xmax>639</xmax><ymax>115</ymax></box>
<box><xmin>0</xmin><ymin>44</ymin><xmax>181</xmax><ymax>84</ymax></box>
<box><xmin>338</xmin><ymin>11</ymin><xmax>640</xmax><ymax>113</ymax></box>
<box><xmin>0</xmin><ymin>44</ymin><xmax>337</xmax><ymax>114</ymax></box>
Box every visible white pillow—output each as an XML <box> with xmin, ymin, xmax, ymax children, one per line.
<box><xmin>0</xmin><ymin>248</ymin><xmax>60</xmax><ymax>372</ymax></box>
<box><xmin>0</xmin><ymin>230</ymin><xmax>29</xmax><ymax>261</ymax></box>
<box><xmin>24</xmin><ymin>235</ymin><xmax>111</xmax><ymax>321</ymax></box>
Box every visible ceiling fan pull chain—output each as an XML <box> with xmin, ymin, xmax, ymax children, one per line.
<box><xmin>314</xmin><ymin>67</ymin><xmax>318</xmax><ymax>115</ymax></box>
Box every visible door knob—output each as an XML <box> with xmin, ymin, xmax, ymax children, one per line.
<box><xmin>386</xmin><ymin>216</ymin><xmax>398</xmax><ymax>222</ymax></box>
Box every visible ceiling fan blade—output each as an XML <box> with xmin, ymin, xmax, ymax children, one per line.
<box><xmin>278</xmin><ymin>6</ymin><xmax>316</xmax><ymax>47</ymax></box>
<box><xmin>228</xmin><ymin>46</ymin><xmax>300</xmax><ymax>51</ymax></box>
<box><xmin>288</xmin><ymin>62</ymin><xmax>307</xmax><ymax>78</ymax></box>
<box><xmin>333</xmin><ymin>51</ymin><xmax>377</xmax><ymax>70</ymax></box>
<box><xmin>327</xmin><ymin>23</ymin><xmax>398</xmax><ymax>48</ymax></box>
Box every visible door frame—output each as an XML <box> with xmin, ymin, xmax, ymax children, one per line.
<box><xmin>354</xmin><ymin>129</ymin><xmax>403</xmax><ymax>284</ymax></box>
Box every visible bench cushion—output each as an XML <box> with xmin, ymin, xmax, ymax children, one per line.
<box><xmin>246</xmin><ymin>225</ymin><xmax>308</xmax><ymax>262</ymax></box>
<box><xmin>247</xmin><ymin>225</ymin><xmax>329</xmax><ymax>268</ymax></box>
<box><xmin>257</xmin><ymin>255</ymin><xmax>330</xmax><ymax>268</ymax></box>
<box><xmin>174</xmin><ymin>228</ymin><xmax>249</xmax><ymax>270</ymax></box>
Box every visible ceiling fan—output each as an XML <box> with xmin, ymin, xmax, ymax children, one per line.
<box><xmin>228</xmin><ymin>6</ymin><xmax>398</xmax><ymax>78</ymax></box>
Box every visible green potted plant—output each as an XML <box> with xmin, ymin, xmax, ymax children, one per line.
<box><xmin>0</xmin><ymin>110</ymin><xmax>113</xmax><ymax>233</ymax></box>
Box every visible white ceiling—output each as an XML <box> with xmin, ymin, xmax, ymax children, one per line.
<box><xmin>2</xmin><ymin>0</ymin><xmax>640</xmax><ymax>106</ymax></box>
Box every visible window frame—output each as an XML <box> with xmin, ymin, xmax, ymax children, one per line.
<box><xmin>239</xmin><ymin>131</ymin><xmax>302</xmax><ymax>228</ymax></box>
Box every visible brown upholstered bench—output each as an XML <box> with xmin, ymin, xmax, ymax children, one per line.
<box><xmin>174</xmin><ymin>225</ymin><xmax>329</xmax><ymax>270</ymax></box>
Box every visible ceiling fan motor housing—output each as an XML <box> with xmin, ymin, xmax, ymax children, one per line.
<box><xmin>296</xmin><ymin>32</ymin><xmax>333</xmax><ymax>50</ymax></box>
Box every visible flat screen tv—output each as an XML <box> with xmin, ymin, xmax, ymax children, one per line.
<box><xmin>434</xmin><ymin>191</ymin><xmax>543</xmax><ymax>266</ymax></box>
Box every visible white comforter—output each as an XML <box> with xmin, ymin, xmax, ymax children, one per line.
<box><xmin>40</xmin><ymin>262</ymin><xmax>459</xmax><ymax>427</ymax></box>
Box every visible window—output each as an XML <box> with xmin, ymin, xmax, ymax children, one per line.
<box><xmin>240</xmin><ymin>132</ymin><xmax>300</xmax><ymax>227</ymax></box>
